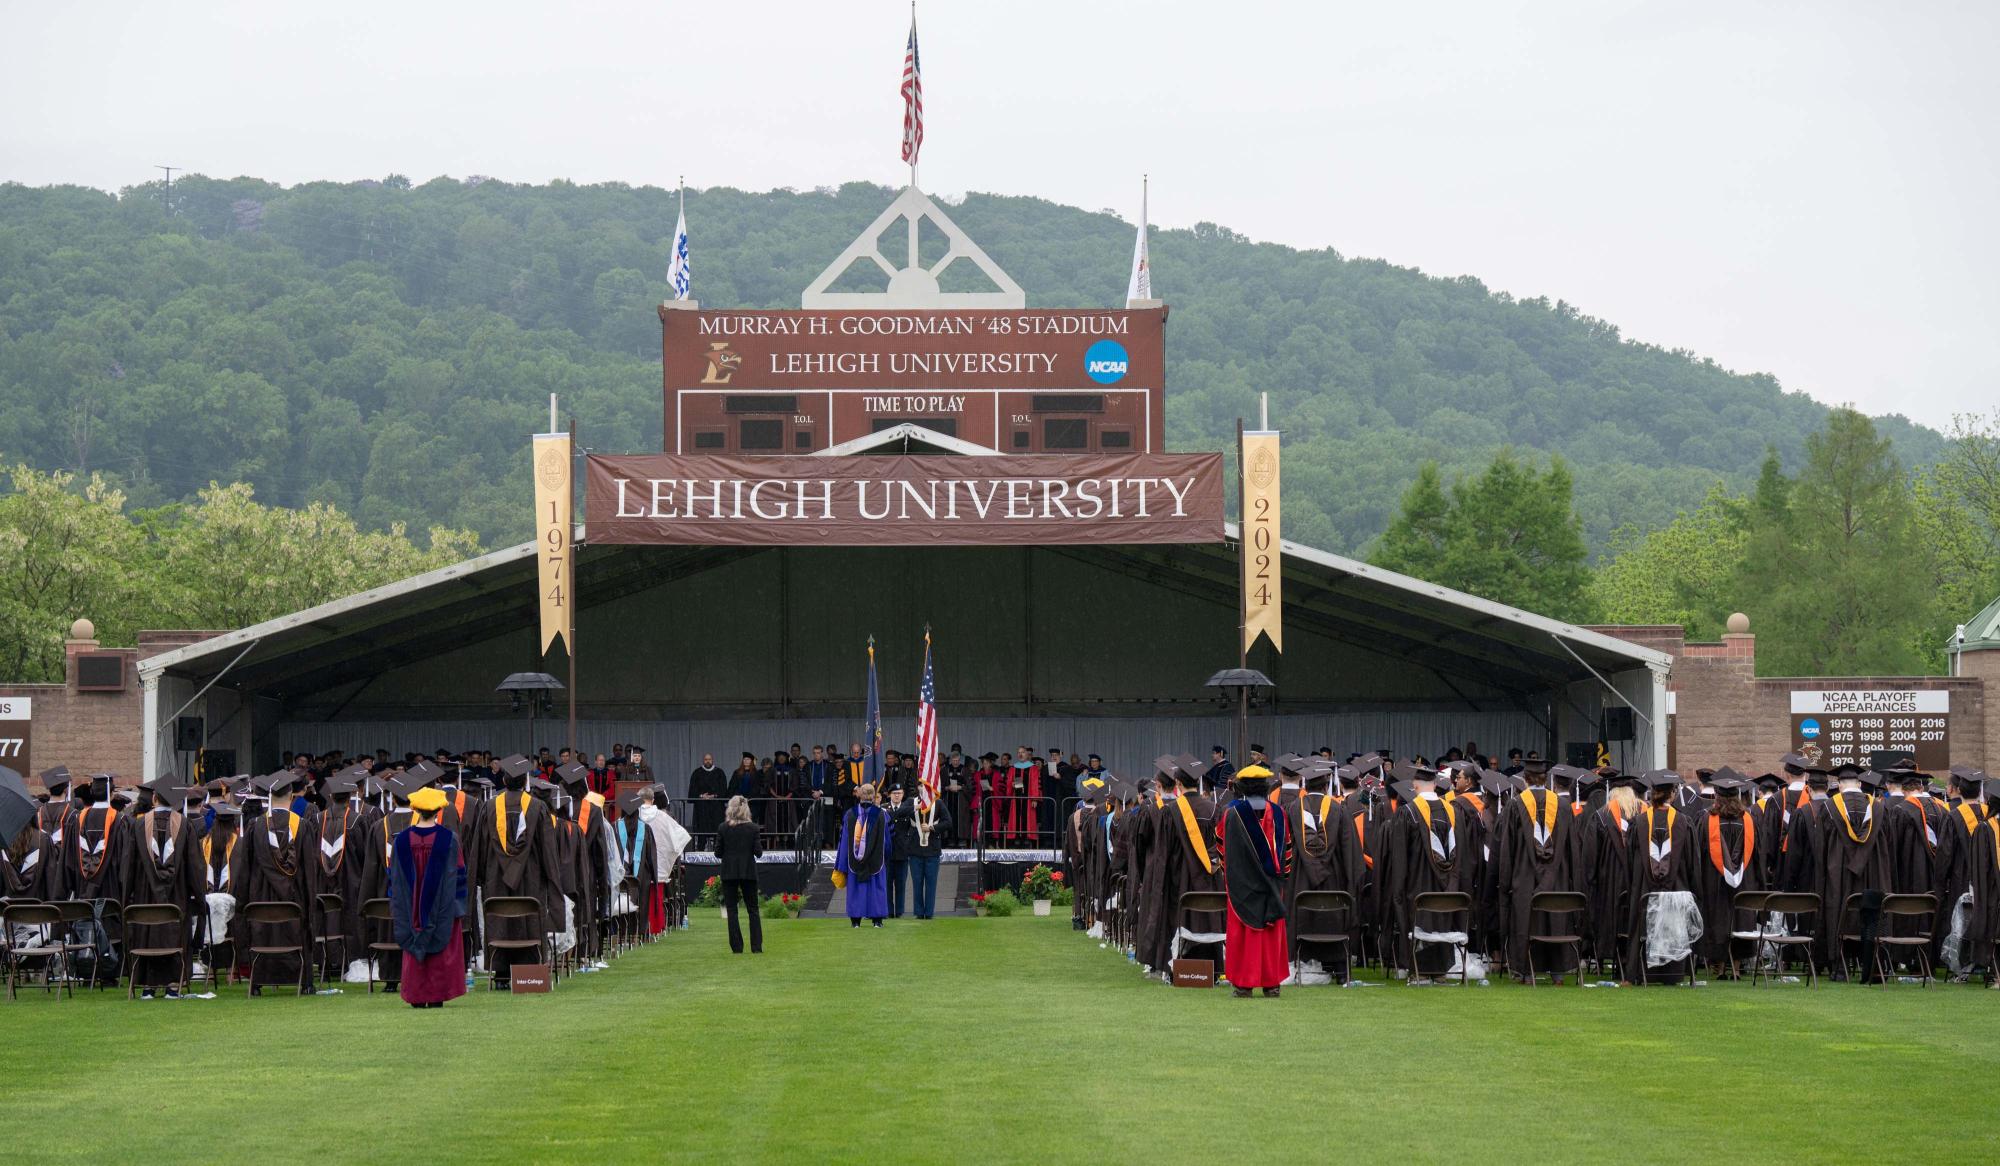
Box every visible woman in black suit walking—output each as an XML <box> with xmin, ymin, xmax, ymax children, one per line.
<box><xmin>715</xmin><ymin>795</ymin><xmax>764</xmax><ymax>954</ymax></box>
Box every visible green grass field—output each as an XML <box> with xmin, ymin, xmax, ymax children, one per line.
<box><xmin>4</xmin><ymin>913</ymin><xmax>1998</xmax><ymax>1164</ymax></box>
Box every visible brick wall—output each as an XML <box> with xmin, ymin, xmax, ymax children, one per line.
<box><xmin>1592</xmin><ymin>624</ymin><xmax>1990</xmax><ymax>773</ymax></box>
<box><xmin>1962</xmin><ymin>647</ymin><xmax>2000</xmax><ymax>773</ymax></box>
<box><xmin>0</xmin><ymin>629</ymin><xmax>228</xmax><ymax>790</ymax></box>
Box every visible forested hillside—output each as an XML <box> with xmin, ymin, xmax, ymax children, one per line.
<box><xmin>0</xmin><ymin>175</ymin><xmax>1944</xmax><ymax>553</ymax></box>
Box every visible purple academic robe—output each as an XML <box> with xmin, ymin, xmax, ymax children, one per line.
<box><xmin>836</xmin><ymin>804</ymin><xmax>890</xmax><ymax>921</ymax></box>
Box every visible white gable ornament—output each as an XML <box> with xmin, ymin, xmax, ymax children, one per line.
<box><xmin>801</xmin><ymin>185</ymin><xmax>1025</xmax><ymax>309</ymax></box>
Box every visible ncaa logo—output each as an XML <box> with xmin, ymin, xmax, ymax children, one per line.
<box><xmin>1085</xmin><ymin>339</ymin><xmax>1129</xmax><ymax>385</ymax></box>
<box><xmin>1799</xmin><ymin>718</ymin><xmax>1821</xmax><ymax>740</ymax></box>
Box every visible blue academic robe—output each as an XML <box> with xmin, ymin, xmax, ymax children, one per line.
<box><xmin>835</xmin><ymin>803</ymin><xmax>890</xmax><ymax>920</ymax></box>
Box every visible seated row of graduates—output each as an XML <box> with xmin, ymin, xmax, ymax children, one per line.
<box><xmin>1065</xmin><ymin>748</ymin><xmax>2000</xmax><ymax>984</ymax></box>
<box><xmin>3</xmin><ymin>755</ymin><xmax>687</xmax><ymax>993</ymax></box>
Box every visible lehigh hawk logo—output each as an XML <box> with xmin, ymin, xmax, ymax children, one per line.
<box><xmin>700</xmin><ymin>341</ymin><xmax>742</xmax><ymax>385</ymax></box>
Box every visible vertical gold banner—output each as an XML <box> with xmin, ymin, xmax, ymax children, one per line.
<box><xmin>533</xmin><ymin>432</ymin><xmax>573</xmax><ymax>655</ymax></box>
<box><xmin>1240</xmin><ymin>431</ymin><xmax>1282</xmax><ymax>653</ymax></box>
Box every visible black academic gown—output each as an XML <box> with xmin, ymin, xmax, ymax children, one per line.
<box><xmin>1693</xmin><ymin>809</ymin><xmax>1764</xmax><ymax>967</ymax></box>
<box><xmin>1380</xmin><ymin>794</ymin><xmax>1482</xmax><ymax>975</ymax></box>
<box><xmin>2</xmin><ymin>825</ymin><xmax>56</xmax><ymax>901</ymax></box>
<box><xmin>1134</xmin><ymin>799</ymin><xmax>1174</xmax><ymax>971</ymax></box>
<box><xmin>125</xmin><ymin>809</ymin><xmax>201</xmax><ymax>987</ymax></box>
<box><xmin>688</xmin><ymin>766</ymin><xmax>727</xmax><ymax>841</ymax></box>
<box><xmin>1817</xmin><ymin>789</ymin><xmax>1894</xmax><ymax>977</ymax></box>
<box><xmin>1885</xmin><ymin>795</ymin><xmax>1943</xmax><ymax>942</ymax></box>
<box><xmin>305</xmin><ymin>799</ymin><xmax>369</xmax><ymax>973</ymax></box>
<box><xmin>1495</xmin><ymin>787</ymin><xmax>1579</xmax><ymax>977</ymax></box>
<box><xmin>1621</xmin><ymin>802</ymin><xmax>1701</xmax><ymax>983</ymax></box>
<box><xmin>230</xmin><ymin>807</ymin><xmax>317</xmax><ymax>987</ymax></box>
<box><xmin>1935</xmin><ymin>801</ymin><xmax>1992</xmax><ymax>968</ymax></box>
<box><xmin>1288</xmin><ymin>790</ymin><xmax>1361</xmax><ymax>974</ymax></box>
<box><xmin>1581</xmin><ymin>802</ymin><xmax>1635</xmax><ymax>964</ymax></box>
<box><xmin>468</xmin><ymin>790</ymin><xmax>563</xmax><ymax>980</ymax></box>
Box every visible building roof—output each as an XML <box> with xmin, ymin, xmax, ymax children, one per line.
<box><xmin>1963</xmin><ymin>593</ymin><xmax>2000</xmax><ymax>653</ymax></box>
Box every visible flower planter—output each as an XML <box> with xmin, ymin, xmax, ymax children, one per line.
<box><xmin>1032</xmin><ymin>898</ymin><xmax>1052</xmax><ymax>916</ymax></box>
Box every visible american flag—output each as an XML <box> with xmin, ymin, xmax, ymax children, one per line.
<box><xmin>915</xmin><ymin>629</ymin><xmax>939</xmax><ymax>812</ymax></box>
<box><xmin>900</xmin><ymin>13</ymin><xmax>923</xmax><ymax>167</ymax></box>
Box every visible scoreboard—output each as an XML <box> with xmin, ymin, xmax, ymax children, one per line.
<box><xmin>1789</xmin><ymin>690</ymin><xmax>1950</xmax><ymax>771</ymax></box>
<box><xmin>661</xmin><ymin>307</ymin><xmax>1166</xmax><ymax>456</ymax></box>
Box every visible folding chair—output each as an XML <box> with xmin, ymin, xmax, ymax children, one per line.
<box><xmin>481</xmin><ymin>896</ymin><xmax>546</xmax><ymax>989</ymax></box>
<box><xmin>616</xmin><ymin>877</ymin><xmax>643</xmax><ymax>954</ymax></box>
<box><xmin>1107</xmin><ymin>874</ymin><xmax>1129</xmax><ymax>952</ymax></box>
<box><xmin>1726</xmin><ymin>890</ymin><xmax>1774</xmax><ymax>981</ymax></box>
<box><xmin>360</xmin><ymin>898</ymin><xmax>399</xmax><ymax>994</ymax></box>
<box><xmin>1408</xmin><ymin>891</ymin><xmax>1475</xmax><ymax>986</ymax></box>
<box><xmin>52</xmin><ymin>899</ymin><xmax>98</xmax><ymax>988</ymax></box>
<box><xmin>1524</xmin><ymin>890</ymin><xmax>1589</xmax><ymax>987</ymax></box>
<box><xmin>1174</xmin><ymin>890</ymin><xmax>1229</xmax><ymax>969</ymax></box>
<box><xmin>1293</xmin><ymin>890</ymin><xmax>1357</xmax><ymax>983</ymax></box>
<box><xmin>1754</xmin><ymin>892</ymin><xmax>1819</xmax><ymax>987</ymax></box>
<box><xmin>313</xmin><ymin>894</ymin><xmax>347</xmax><ymax>984</ymax></box>
<box><xmin>1837</xmin><ymin>893</ymin><xmax>1868</xmax><ymax>981</ymax></box>
<box><xmin>1872</xmin><ymin>893</ymin><xmax>1938</xmax><ymax>987</ymax></box>
<box><xmin>2</xmin><ymin>902</ymin><xmax>67</xmax><ymax>1000</ymax></box>
<box><xmin>241</xmin><ymin>900</ymin><xmax>310</xmax><ymax>997</ymax></box>
<box><xmin>121</xmin><ymin>903</ymin><xmax>188</xmax><ymax>999</ymax></box>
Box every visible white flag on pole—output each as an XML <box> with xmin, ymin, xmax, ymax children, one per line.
<box><xmin>1125</xmin><ymin>176</ymin><xmax>1151</xmax><ymax>303</ymax></box>
<box><xmin>668</xmin><ymin>187</ymin><xmax>692</xmax><ymax>301</ymax></box>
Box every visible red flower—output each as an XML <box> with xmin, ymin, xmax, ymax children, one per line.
<box><xmin>1051</xmin><ymin>871</ymin><xmax>1064</xmax><ymax>881</ymax></box>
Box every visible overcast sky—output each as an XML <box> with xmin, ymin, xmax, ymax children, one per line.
<box><xmin>4</xmin><ymin>1</ymin><xmax>1993</xmax><ymax>430</ymax></box>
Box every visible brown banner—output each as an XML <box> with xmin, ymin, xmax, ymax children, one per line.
<box><xmin>585</xmin><ymin>452</ymin><xmax>1224</xmax><ymax>546</ymax></box>
<box><xmin>663</xmin><ymin>308</ymin><xmax>1165</xmax><ymax>392</ymax></box>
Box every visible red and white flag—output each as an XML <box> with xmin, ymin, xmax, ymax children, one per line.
<box><xmin>915</xmin><ymin>629</ymin><xmax>939</xmax><ymax>812</ymax></box>
<box><xmin>901</xmin><ymin>11</ymin><xmax>924</xmax><ymax>168</ymax></box>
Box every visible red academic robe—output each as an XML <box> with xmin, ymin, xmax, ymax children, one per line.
<box><xmin>1218</xmin><ymin>799</ymin><xmax>1292</xmax><ymax>989</ymax></box>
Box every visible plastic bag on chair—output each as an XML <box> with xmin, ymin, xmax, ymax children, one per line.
<box><xmin>554</xmin><ymin>896</ymin><xmax>577</xmax><ymax>955</ymax></box>
<box><xmin>205</xmin><ymin>892</ymin><xmax>236</xmax><ymax>940</ymax></box>
<box><xmin>1286</xmin><ymin>959</ymin><xmax>1333</xmax><ymax>987</ymax></box>
<box><xmin>1644</xmin><ymin>890</ymin><xmax>1703</xmax><ymax>967</ymax></box>
<box><xmin>1942</xmin><ymin>891</ymin><xmax>1975</xmax><ymax>974</ymax></box>
<box><xmin>342</xmin><ymin>959</ymin><xmax>373</xmax><ymax>984</ymax></box>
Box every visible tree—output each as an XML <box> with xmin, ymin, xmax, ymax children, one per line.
<box><xmin>1589</xmin><ymin>483</ymin><xmax>1749</xmax><ymax>639</ymax></box>
<box><xmin>1369</xmin><ymin>451</ymin><xmax>1594</xmax><ymax>621</ymax></box>
<box><xmin>145</xmin><ymin>481</ymin><xmax>480</xmax><ymax>630</ymax></box>
<box><xmin>0</xmin><ymin>465</ymin><xmax>156</xmax><ymax>681</ymax></box>
<box><xmin>1736</xmin><ymin>408</ymin><xmax>1932</xmax><ymax>675</ymax></box>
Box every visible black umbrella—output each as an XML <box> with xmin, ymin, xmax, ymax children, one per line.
<box><xmin>0</xmin><ymin>765</ymin><xmax>33</xmax><ymax>842</ymax></box>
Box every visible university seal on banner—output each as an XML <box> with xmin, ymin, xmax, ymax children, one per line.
<box><xmin>1249</xmin><ymin>444</ymin><xmax>1277</xmax><ymax>491</ymax></box>
<box><xmin>537</xmin><ymin>445</ymin><xmax>567</xmax><ymax>490</ymax></box>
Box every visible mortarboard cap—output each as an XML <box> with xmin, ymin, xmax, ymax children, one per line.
<box><xmin>616</xmin><ymin>789</ymin><xmax>643</xmax><ymax>814</ymax></box>
<box><xmin>1780</xmin><ymin>752</ymin><xmax>1809</xmax><ymax>770</ymax></box>
<box><xmin>407</xmin><ymin>760</ymin><xmax>445</xmax><ymax>786</ymax></box>
<box><xmin>1153</xmin><ymin>754</ymin><xmax>1181</xmax><ymax>779</ymax></box>
<box><xmin>39</xmin><ymin>764</ymin><xmax>72</xmax><ymax>791</ymax></box>
<box><xmin>1520</xmin><ymin>755</ymin><xmax>1550</xmax><ymax>773</ymax></box>
<box><xmin>1391</xmin><ymin>761</ymin><xmax>1436</xmax><ymax>784</ymax></box>
<box><xmin>1274</xmin><ymin>753</ymin><xmax>1305</xmax><ymax>775</ymax></box>
<box><xmin>1637</xmin><ymin>769</ymin><xmax>1682</xmax><ymax>791</ymax></box>
<box><xmin>1983</xmin><ymin>779</ymin><xmax>2000</xmax><ymax>803</ymax></box>
<box><xmin>496</xmin><ymin>754</ymin><xmax>533</xmax><ymax>779</ymax></box>
<box><xmin>252</xmin><ymin>770</ymin><xmax>296</xmax><ymax>795</ymax></box>
<box><xmin>556</xmin><ymin>761</ymin><xmax>590</xmax><ymax>786</ymax></box>
<box><xmin>1387</xmin><ymin>780</ymin><xmax>1415</xmax><ymax>804</ymax></box>
<box><xmin>1855</xmin><ymin>769</ymin><xmax>1886</xmax><ymax>791</ymax></box>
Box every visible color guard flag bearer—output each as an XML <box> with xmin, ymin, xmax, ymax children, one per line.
<box><xmin>915</xmin><ymin>628</ymin><xmax>940</xmax><ymax>828</ymax></box>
